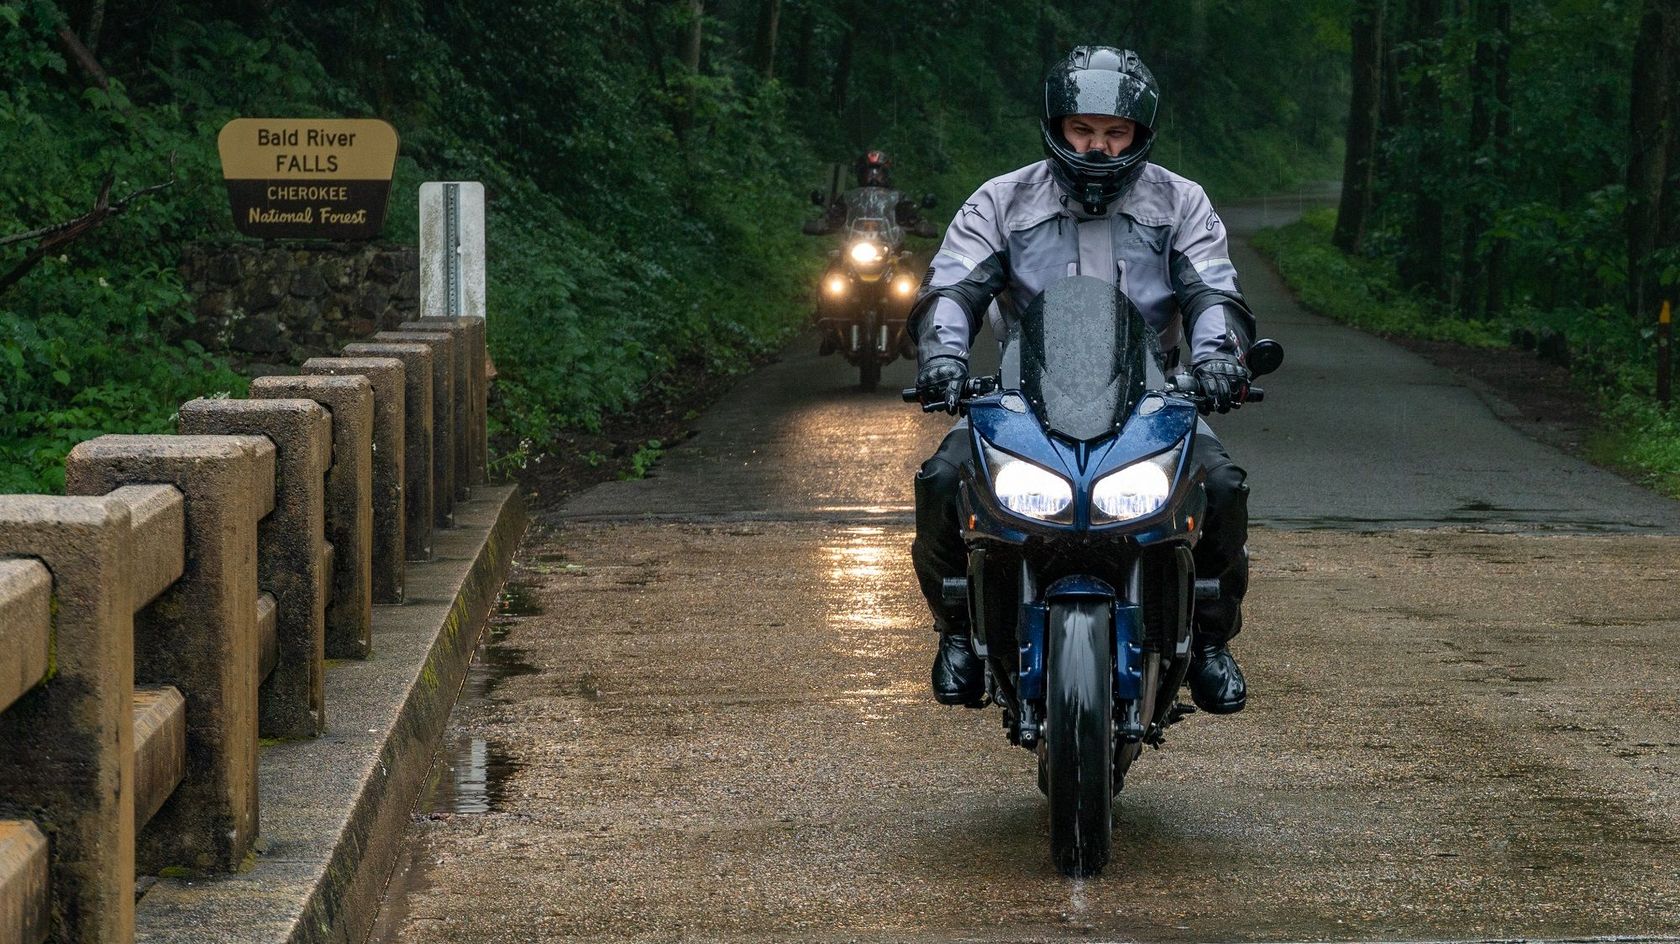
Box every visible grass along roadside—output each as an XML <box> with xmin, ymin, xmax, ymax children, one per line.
<box><xmin>1252</xmin><ymin>208</ymin><xmax>1680</xmax><ymax>499</ymax></box>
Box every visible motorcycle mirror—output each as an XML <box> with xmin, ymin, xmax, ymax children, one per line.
<box><xmin>921</xmin><ymin>192</ymin><xmax>938</xmax><ymax>209</ymax></box>
<box><xmin>1247</xmin><ymin>339</ymin><xmax>1285</xmax><ymax>377</ymax></box>
<box><xmin>810</xmin><ymin>189</ymin><xmax>827</xmax><ymax>207</ymax></box>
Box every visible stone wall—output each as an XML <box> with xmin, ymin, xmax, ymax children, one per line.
<box><xmin>179</xmin><ymin>242</ymin><xmax>420</xmax><ymax>365</ymax></box>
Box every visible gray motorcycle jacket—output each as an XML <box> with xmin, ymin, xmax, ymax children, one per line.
<box><xmin>911</xmin><ymin>160</ymin><xmax>1255</xmax><ymax>368</ymax></box>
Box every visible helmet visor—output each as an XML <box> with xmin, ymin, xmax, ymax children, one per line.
<box><xmin>1046</xmin><ymin>70</ymin><xmax>1159</xmax><ymax>128</ymax></box>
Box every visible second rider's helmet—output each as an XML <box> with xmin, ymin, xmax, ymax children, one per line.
<box><xmin>1041</xmin><ymin>46</ymin><xmax>1160</xmax><ymax>215</ymax></box>
<box><xmin>855</xmin><ymin>150</ymin><xmax>893</xmax><ymax>188</ymax></box>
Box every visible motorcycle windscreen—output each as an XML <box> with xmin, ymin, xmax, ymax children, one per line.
<box><xmin>1003</xmin><ymin>276</ymin><xmax>1152</xmax><ymax>442</ymax></box>
<box><xmin>843</xmin><ymin>187</ymin><xmax>906</xmax><ymax>246</ymax></box>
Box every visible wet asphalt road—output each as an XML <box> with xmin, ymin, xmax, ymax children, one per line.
<box><xmin>373</xmin><ymin>197</ymin><xmax>1680</xmax><ymax>943</ymax></box>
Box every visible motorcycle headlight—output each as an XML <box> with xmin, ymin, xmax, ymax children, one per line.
<box><xmin>825</xmin><ymin>274</ymin><xmax>849</xmax><ymax>296</ymax></box>
<box><xmin>985</xmin><ymin>445</ymin><xmax>1072</xmax><ymax>521</ymax></box>
<box><xmin>849</xmin><ymin>241</ymin><xmax>884</xmax><ymax>265</ymax></box>
<box><xmin>1091</xmin><ymin>445</ymin><xmax>1181</xmax><ymax>522</ymax></box>
<box><xmin>892</xmin><ymin>275</ymin><xmax>917</xmax><ymax>297</ymax></box>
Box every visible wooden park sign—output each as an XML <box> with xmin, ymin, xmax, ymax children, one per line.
<box><xmin>217</xmin><ymin>118</ymin><xmax>399</xmax><ymax>239</ymax></box>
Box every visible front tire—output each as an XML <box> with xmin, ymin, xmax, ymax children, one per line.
<box><xmin>1044</xmin><ymin>599</ymin><xmax>1114</xmax><ymax>877</ymax></box>
<box><xmin>859</xmin><ymin>310</ymin><xmax>881</xmax><ymax>391</ymax></box>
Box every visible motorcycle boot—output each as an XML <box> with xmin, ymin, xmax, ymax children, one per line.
<box><xmin>913</xmin><ymin>427</ymin><xmax>984</xmax><ymax>706</ymax></box>
<box><xmin>1188</xmin><ymin>434</ymin><xmax>1250</xmax><ymax>714</ymax></box>
<box><xmin>932</xmin><ymin>624</ymin><xmax>985</xmax><ymax>707</ymax></box>
<box><xmin>1188</xmin><ymin>643</ymin><xmax>1247</xmax><ymax>714</ymax></box>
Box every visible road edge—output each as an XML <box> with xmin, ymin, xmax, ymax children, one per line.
<box><xmin>132</xmin><ymin>484</ymin><xmax>529</xmax><ymax>944</ymax></box>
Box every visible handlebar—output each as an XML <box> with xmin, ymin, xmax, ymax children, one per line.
<box><xmin>903</xmin><ymin>374</ymin><xmax>1266</xmax><ymax>415</ymax></box>
<box><xmin>1164</xmin><ymin>372</ymin><xmax>1264</xmax><ymax>411</ymax></box>
<box><xmin>901</xmin><ymin>377</ymin><xmax>999</xmax><ymax>414</ymax></box>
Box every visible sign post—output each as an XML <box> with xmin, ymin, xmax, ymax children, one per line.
<box><xmin>418</xmin><ymin>182</ymin><xmax>486</xmax><ymax>319</ymax></box>
<box><xmin>217</xmin><ymin>118</ymin><xmax>400</xmax><ymax>240</ymax></box>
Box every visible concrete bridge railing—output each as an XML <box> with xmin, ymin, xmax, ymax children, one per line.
<box><xmin>0</xmin><ymin>315</ymin><xmax>489</xmax><ymax>944</ymax></box>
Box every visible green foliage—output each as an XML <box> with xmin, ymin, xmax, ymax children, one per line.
<box><xmin>620</xmin><ymin>439</ymin><xmax>666</xmax><ymax>481</ymax></box>
<box><xmin>1359</xmin><ymin>0</ymin><xmax>1645</xmax><ymax>314</ymax></box>
<box><xmin>1253</xmin><ymin>210</ymin><xmax>1507</xmax><ymax>346</ymax></box>
<box><xmin>2</xmin><ymin>0</ymin><xmax>1348</xmax><ymax>492</ymax></box>
<box><xmin>1589</xmin><ymin>394</ymin><xmax>1680</xmax><ymax>498</ymax></box>
<box><xmin>1262</xmin><ymin>207</ymin><xmax>1680</xmax><ymax>498</ymax></box>
<box><xmin>0</xmin><ymin>0</ymin><xmax>262</xmax><ymax>492</ymax></box>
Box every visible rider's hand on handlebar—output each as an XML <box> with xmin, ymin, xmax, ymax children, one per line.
<box><xmin>916</xmin><ymin>355</ymin><xmax>969</xmax><ymax>415</ymax></box>
<box><xmin>1192</xmin><ymin>355</ymin><xmax>1251</xmax><ymax>414</ymax></box>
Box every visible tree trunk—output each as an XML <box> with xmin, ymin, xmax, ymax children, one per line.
<box><xmin>753</xmin><ymin>0</ymin><xmax>782</xmax><ymax>79</ymax></box>
<box><xmin>1399</xmin><ymin>0</ymin><xmax>1447</xmax><ymax>299</ymax></box>
<box><xmin>832</xmin><ymin>25</ymin><xmax>854</xmax><ymax>117</ymax></box>
<box><xmin>791</xmin><ymin>5</ymin><xmax>814</xmax><ymax>89</ymax></box>
<box><xmin>1335</xmin><ymin>0</ymin><xmax>1384</xmax><ymax>254</ymax></box>
<box><xmin>684</xmin><ymin>0</ymin><xmax>704</xmax><ymax>74</ymax></box>
<box><xmin>1458</xmin><ymin>0</ymin><xmax>1507</xmax><ymax>318</ymax></box>
<box><xmin>84</xmin><ymin>0</ymin><xmax>106</xmax><ymax>53</ymax></box>
<box><xmin>1628</xmin><ymin>1</ymin><xmax>1675</xmax><ymax>326</ymax></box>
<box><xmin>1483</xmin><ymin>0</ymin><xmax>1512</xmax><ymax>315</ymax></box>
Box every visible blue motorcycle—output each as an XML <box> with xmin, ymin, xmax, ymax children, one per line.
<box><xmin>904</xmin><ymin>276</ymin><xmax>1282</xmax><ymax>877</ymax></box>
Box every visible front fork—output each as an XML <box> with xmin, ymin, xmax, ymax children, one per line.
<box><xmin>1010</xmin><ymin>560</ymin><xmax>1165</xmax><ymax>751</ymax></box>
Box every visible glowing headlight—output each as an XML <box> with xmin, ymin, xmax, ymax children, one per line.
<box><xmin>849</xmin><ymin>241</ymin><xmax>884</xmax><ymax>265</ymax></box>
<box><xmin>1092</xmin><ymin>446</ymin><xmax>1181</xmax><ymax>522</ymax></box>
<box><xmin>825</xmin><ymin>274</ymin><xmax>849</xmax><ymax>296</ymax></box>
<box><xmin>989</xmin><ymin>451</ymin><xmax>1072</xmax><ymax>520</ymax></box>
<box><xmin>892</xmin><ymin>276</ymin><xmax>916</xmax><ymax>297</ymax></box>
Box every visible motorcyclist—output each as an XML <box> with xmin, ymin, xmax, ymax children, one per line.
<box><xmin>804</xmin><ymin>150</ymin><xmax>939</xmax><ymax>239</ymax></box>
<box><xmin>909</xmin><ymin>46</ymin><xmax>1256</xmax><ymax>716</ymax></box>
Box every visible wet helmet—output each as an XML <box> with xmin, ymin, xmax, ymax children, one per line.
<box><xmin>855</xmin><ymin>149</ymin><xmax>893</xmax><ymax>188</ymax></box>
<box><xmin>1040</xmin><ymin>46</ymin><xmax>1160</xmax><ymax>213</ymax></box>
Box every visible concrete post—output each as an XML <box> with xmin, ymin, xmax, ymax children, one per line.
<box><xmin>342</xmin><ymin>342</ymin><xmax>434</xmax><ymax>561</ymax></box>
<box><xmin>178</xmin><ymin>399</ymin><xmax>332</xmax><ymax>737</ymax></box>
<box><xmin>372</xmin><ymin>331</ymin><xmax>455</xmax><ymax>526</ymax></box>
<box><xmin>251</xmin><ymin>375</ymin><xmax>375</xmax><ymax>659</ymax></box>
<box><xmin>406</xmin><ymin>315</ymin><xmax>487</xmax><ymax>480</ymax></box>
<box><xmin>0</xmin><ymin>495</ymin><xmax>136</xmax><ymax>944</ymax></box>
<box><xmin>395</xmin><ymin>320</ymin><xmax>472</xmax><ymax>492</ymax></box>
<box><xmin>65</xmin><ymin>434</ymin><xmax>275</xmax><ymax>875</ymax></box>
<box><xmin>0</xmin><ymin>560</ymin><xmax>50</xmax><ymax>717</ymax></box>
<box><xmin>301</xmin><ymin>357</ymin><xmax>406</xmax><ymax>604</ymax></box>
<box><xmin>0</xmin><ymin>820</ymin><xmax>49</xmax><ymax>944</ymax></box>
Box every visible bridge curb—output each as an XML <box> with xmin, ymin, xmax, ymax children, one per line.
<box><xmin>130</xmin><ymin>483</ymin><xmax>527</xmax><ymax>944</ymax></box>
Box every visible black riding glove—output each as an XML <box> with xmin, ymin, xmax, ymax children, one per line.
<box><xmin>1193</xmin><ymin>355</ymin><xmax>1251</xmax><ymax>414</ymax></box>
<box><xmin>917</xmin><ymin>355</ymin><xmax>968</xmax><ymax>414</ymax></box>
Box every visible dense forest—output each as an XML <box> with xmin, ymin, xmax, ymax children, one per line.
<box><xmin>1246</xmin><ymin>0</ymin><xmax>1680</xmax><ymax>487</ymax></box>
<box><xmin>1333</xmin><ymin>0</ymin><xmax>1655</xmax><ymax>323</ymax></box>
<box><xmin>3</xmin><ymin>0</ymin><xmax>1343</xmax><ymax>492</ymax></box>
<box><xmin>0</xmin><ymin>0</ymin><xmax>1350</xmax><ymax>492</ymax></box>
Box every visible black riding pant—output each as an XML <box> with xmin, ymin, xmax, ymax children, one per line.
<box><xmin>910</xmin><ymin>422</ymin><xmax>1250</xmax><ymax>646</ymax></box>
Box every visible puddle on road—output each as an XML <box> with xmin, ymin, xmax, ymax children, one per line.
<box><xmin>426</xmin><ymin>581</ymin><xmax>542</xmax><ymax>814</ymax></box>
<box><xmin>425</xmin><ymin>735</ymin><xmax>524</xmax><ymax>814</ymax></box>
<box><xmin>369</xmin><ymin>579</ymin><xmax>545</xmax><ymax>942</ymax></box>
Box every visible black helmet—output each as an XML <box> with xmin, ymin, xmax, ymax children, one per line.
<box><xmin>855</xmin><ymin>149</ymin><xmax>893</xmax><ymax>188</ymax></box>
<box><xmin>1040</xmin><ymin>46</ymin><xmax>1160</xmax><ymax>213</ymax></box>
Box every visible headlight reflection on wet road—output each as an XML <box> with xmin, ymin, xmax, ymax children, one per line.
<box><xmin>820</xmin><ymin>525</ymin><xmax>921</xmax><ymax>722</ymax></box>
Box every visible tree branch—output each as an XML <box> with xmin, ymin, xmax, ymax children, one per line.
<box><xmin>0</xmin><ymin>154</ymin><xmax>178</xmax><ymax>294</ymax></box>
<box><xmin>56</xmin><ymin>25</ymin><xmax>109</xmax><ymax>90</ymax></box>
